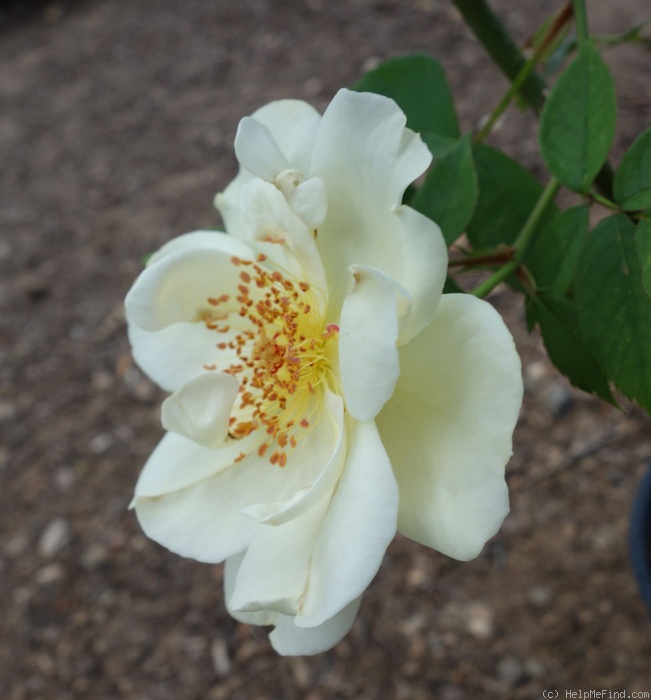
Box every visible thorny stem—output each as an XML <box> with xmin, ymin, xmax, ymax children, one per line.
<box><xmin>471</xmin><ymin>178</ymin><xmax>561</xmax><ymax>298</ymax></box>
<box><xmin>450</xmin><ymin>0</ymin><xmax>615</xmax><ymax>198</ymax></box>
<box><xmin>475</xmin><ymin>2</ymin><xmax>573</xmax><ymax>143</ymax></box>
<box><xmin>450</xmin><ymin>0</ymin><xmax>546</xmax><ymax>111</ymax></box>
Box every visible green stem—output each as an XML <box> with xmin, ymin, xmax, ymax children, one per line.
<box><xmin>472</xmin><ymin>178</ymin><xmax>561</xmax><ymax>297</ymax></box>
<box><xmin>590</xmin><ymin>192</ymin><xmax>620</xmax><ymax>211</ymax></box>
<box><xmin>450</xmin><ymin>0</ymin><xmax>615</xmax><ymax>198</ymax></box>
<box><xmin>475</xmin><ymin>49</ymin><xmax>541</xmax><ymax>142</ymax></box>
<box><xmin>450</xmin><ymin>0</ymin><xmax>546</xmax><ymax>112</ymax></box>
<box><xmin>475</xmin><ymin>3</ymin><xmax>572</xmax><ymax>143</ymax></box>
<box><xmin>572</xmin><ymin>0</ymin><xmax>589</xmax><ymax>46</ymax></box>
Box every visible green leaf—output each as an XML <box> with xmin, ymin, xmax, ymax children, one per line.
<box><xmin>575</xmin><ymin>214</ymin><xmax>651</xmax><ymax>412</ymax></box>
<box><xmin>636</xmin><ymin>219</ymin><xmax>651</xmax><ymax>299</ymax></box>
<box><xmin>466</xmin><ymin>144</ymin><xmax>556</xmax><ymax>248</ymax></box>
<box><xmin>524</xmin><ymin>205</ymin><xmax>589</xmax><ymax>295</ymax></box>
<box><xmin>527</xmin><ymin>293</ymin><xmax>615</xmax><ymax>403</ymax></box>
<box><xmin>539</xmin><ymin>40</ymin><xmax>616</xmax><ymax>192</ymax></box>
<box><xmin>614</xmin><ymin>127</ymin><xmax>651</xmax><ymax>210</ymax></box>
<box><xmin>411</xmin><ymin>134</ymin><xmax>478</xmax><ymax>246</ymax></box>
<box><xmin>419</xmin><ymin>132</ymin><xmax>457</xmax><ymax>159</ymax></box>
<box><xmin>352</xmin><ymin>54</ymin><xmax>459</xmax><ymax>138</ymax></box>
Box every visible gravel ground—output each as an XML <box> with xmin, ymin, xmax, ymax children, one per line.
<box><xmin>1</xmin><ymin>1</ymin><xmax>651</xmax><ymax>698</ymax></box>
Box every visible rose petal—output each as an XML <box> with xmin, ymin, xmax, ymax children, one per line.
<box><xmin>228</xmin><ymin>495</ymin><xmax>330</xmax><ymax>616</ymax></box>
<box><xmin>297</xmin><ymin>418</ymin><xmax>398</xmax><ymax>627</ymax></box>
<box><xmin>391</xmin><ymin>205</ymin><xmax>447</xmax><ymax>344</ymax></box>
<box><xmin>215</xmin><ymin>99</ymin><xmax>321</xmax><ymax>238</ymax></box>
<box><xmin>125</xmin><ymin>238</ymin><xmax>254</xmax><ymax>332</ymax></box>
<box><xmin>145</xmin><ymin>230</ymin><xmax>231</xmax><ymax>267</ymax></box>
<box><xmin>224</xmin><ymin>552</ymin><xmax>275</xmax><ymax>626</ymax></box>
<box><xmin>309</xmin><ymin>89</ymin><xmax>434</xmax><ymax>313</ymax></box>
<box><xmin>284</xmin><ymin>176</ymin><xmax>328</xmax><ymax>231</ymax></box>
<box><xmin>133</xmin><ymin>436</ymin><xmax>261</xmax><ymax>563</ymax></box>
<box><xmin>224</xmin><ymin>553</ymin><xmax>361</xmax><ymax>656</ymax></box>
<box><xmin>245</xmin><ymin>99</ymin><xmax>321</xmax><ymax>174</ymax></box>
<box><xmin>338</xmin><ymin>265</ymin><xmax>403</xmax><ymax>421</ymax></box>
<box><xmin>134</xmin><ymin>391</ymin><xmax>345</xmax><ymax>562</ymax></box>
<box><xmin>240</xmin><ymin>390</ymin><xmax>345</xmax><ymax>526</ymax></box>
<box><xmin>128</xmin><ymin>321</ymin><xmax>221</xmax><ymax>393</ymax></box>
<box><xmin>270</xmin><ymin>597</ymin><xmax>361</xmax><ymax>656</ymax></box>
<box><xmin>161</xmin><ymin>373</ymin><xmax>240</xmax><ymax>449</ymax></box>
<box><xmin>238</xmin><ymin>178</ymin><xmax>327</xmax><ymax>297</ymax></box>
<box><xmin>376</xmin><ymin>294</ymin><xmax>523</xmax><ymax>560</ymax></box>
<box><xmin>234</xmin><ymin>117</ymin><xmax>290</xmax><ymax>181</ymax></box>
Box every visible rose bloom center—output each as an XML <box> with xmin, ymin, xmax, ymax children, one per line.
<box><xmin>200</xmin><ymin>254</ymin><xmax>338</xmax><ymax>468</ymax></box>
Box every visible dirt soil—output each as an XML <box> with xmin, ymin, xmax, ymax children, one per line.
<box><xmin>2</xmin><ymin>1</ymin><xmax>651</xmax><ymax>698</ymax></box>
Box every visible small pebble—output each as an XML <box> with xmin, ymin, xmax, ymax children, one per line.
<box><xmin>38</xmin><ymin>518</ymin><xmax>71</xmax><ymax>558</ymax></box>
<box><xmin>498</xmin><ymin>656</ymin><xmax>524</xmax><ymax>683</ymax></box>
<box><xmin>36</xmin><ymin>563</ymin><xmax>65</xmax><ymax>585</ymax></box>
<box><xmin>524</xmin><ymin>658</ymin><xmax>545</xmax><ymax>678</ymax></box>
<box><xmin>210</xmin><ymin>638</ymin><xmax>231</xmax><ymax>677</ymax></box>
<box><xmin>541</xmin><ymin>381</ymin><xmax>573</xmax><ymax>416</ymax></box>
<box><xmin>528</xmin><ymin>585</ymin><xmax>552</xmax><ymax>608</ymax></box>
<box><xmin>464</xmin><ymin>601</ymin><xmax>495</xmax><ymax>640</ymax></box>
<box><xmin>89</xmin><ymin>433</ymin><xmax>113</xmax><ymax>455</ymax></box>
<box><xmin>81</xmin><ymin>543</ymin><xmax>108</xmax><ymax>569</ymax></box>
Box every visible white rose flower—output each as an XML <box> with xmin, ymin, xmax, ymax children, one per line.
<box><xmin>125</xmin><ymin>88</ymin><xmax>523</xmax><ymax>655</ymax></box>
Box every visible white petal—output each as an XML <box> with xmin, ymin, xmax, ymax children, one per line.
<box><xmin>234</xmin><ymin>117</ymin><xmax>290</xmax><ymax>181</ymax></box>
<box><xmin>339</xmin><ymin>265</ymin><xmax>402</xmax><ymax>421</ymax></box>
<box><xmin>238</xmin><ymin>178</ymin><xmax>327</xmax><ymax>297</ymax></box>
<box><xmin>224</xmin><ymin>553</ymin><xmax>275</xmax><ymax>626</ymax></box>
<box><xmin>376</xmin><ymin>294</ymin><xmax>523</xmax><ymax>560</ymax></box>
<box><xmin>161</xmin><ymin>373</ymin><xmax>240</xmax><ymax>449</ymax></box>
<box><xmin>125</xmin><ymin>238</ymin><xmax>254</xmax><ymax>331</ymax></box>
<box><xmin>133</xmin><ymin>435</ymin><xmax>261</xmax><ymax>563</ymax></box>
<box><xmin>215</xmin><ymin>175</ymin><xmax>253</xmax><ymax>241</ymax></box>
<box><xmin>312</xmin><ymin>89</ymin><xmax>430</xmax><ymax>208</ymax></box>
<box><xmin>225</xmin><ymin>553</ymin><xmax>361</xmax><ymax>656</ymax></box>
<box><xmin>133</xmin><ymin>432</ymin><xmax>251</xmax><ymax>499</ymax></box>
<box><xmin>270</xmin><ymin>597</ymin><xmax>361</xmax><ymax>656</ymax></box>
<box><xmin>284</xmin><ymin>176</ymin><xmax>328</xmax><ymax>230</ymax></box>
<box><xmin>392</xmin><ymin>205</ymin><xmax>448</xmax><ymax>344</ymax></box>
<box><xmin>240</xmin><ymin>390</ymin><xmax>345</xmax><ymax>526</ymax></box>
<box><xmin>145</xmin><ymin>230</ymin><xmax>230</xmax><ymax>267</ymax></box>
<box><xmin>215</xmin><ymin>100</ymin><xmax>321</xmax><ymax>238</ymax></box>
<box><xmin>309</xmin><ymin>89</ymin><xmax>434</xmax><ymax>314</ymax></box>
<box><xmin>228</xmin><ymin>496</ymin><xmax>330</xmax><ymax>616</ymax></box>
<box><xmin>297</xmin><ymin>419</ymin><xmax>398</xmax><ymax>627</ymax></box>
<box><xmin>128</xmin><ymin>320</ymin><xmax>219</xmax><ymax>393</ymax></box>
<box><xmin>134</xmin><ymin>392</ymin><xmax>345</xmax><ymax>562</ymax></box>
<box><xmin>245</xmin><ymin>99</ymin><xmax>321</xmax><ymax>174</ymax></box>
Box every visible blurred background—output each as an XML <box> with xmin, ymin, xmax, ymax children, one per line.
<box><xmin>1</xmin><ymin>0</ymin><xmax>651</xmax><ymax>698</ymax></box>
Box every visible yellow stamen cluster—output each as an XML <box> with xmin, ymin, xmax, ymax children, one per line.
<box><xmin>203</xmin><ymin>254</ymin><xmax>337</xmax><ymax>467</ymax></box>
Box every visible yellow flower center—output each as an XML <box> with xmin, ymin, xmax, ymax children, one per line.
<box><xmin>202</xmin><ymin>254</ymin><xmax>337</xmax><ymax>467</ymax></box>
